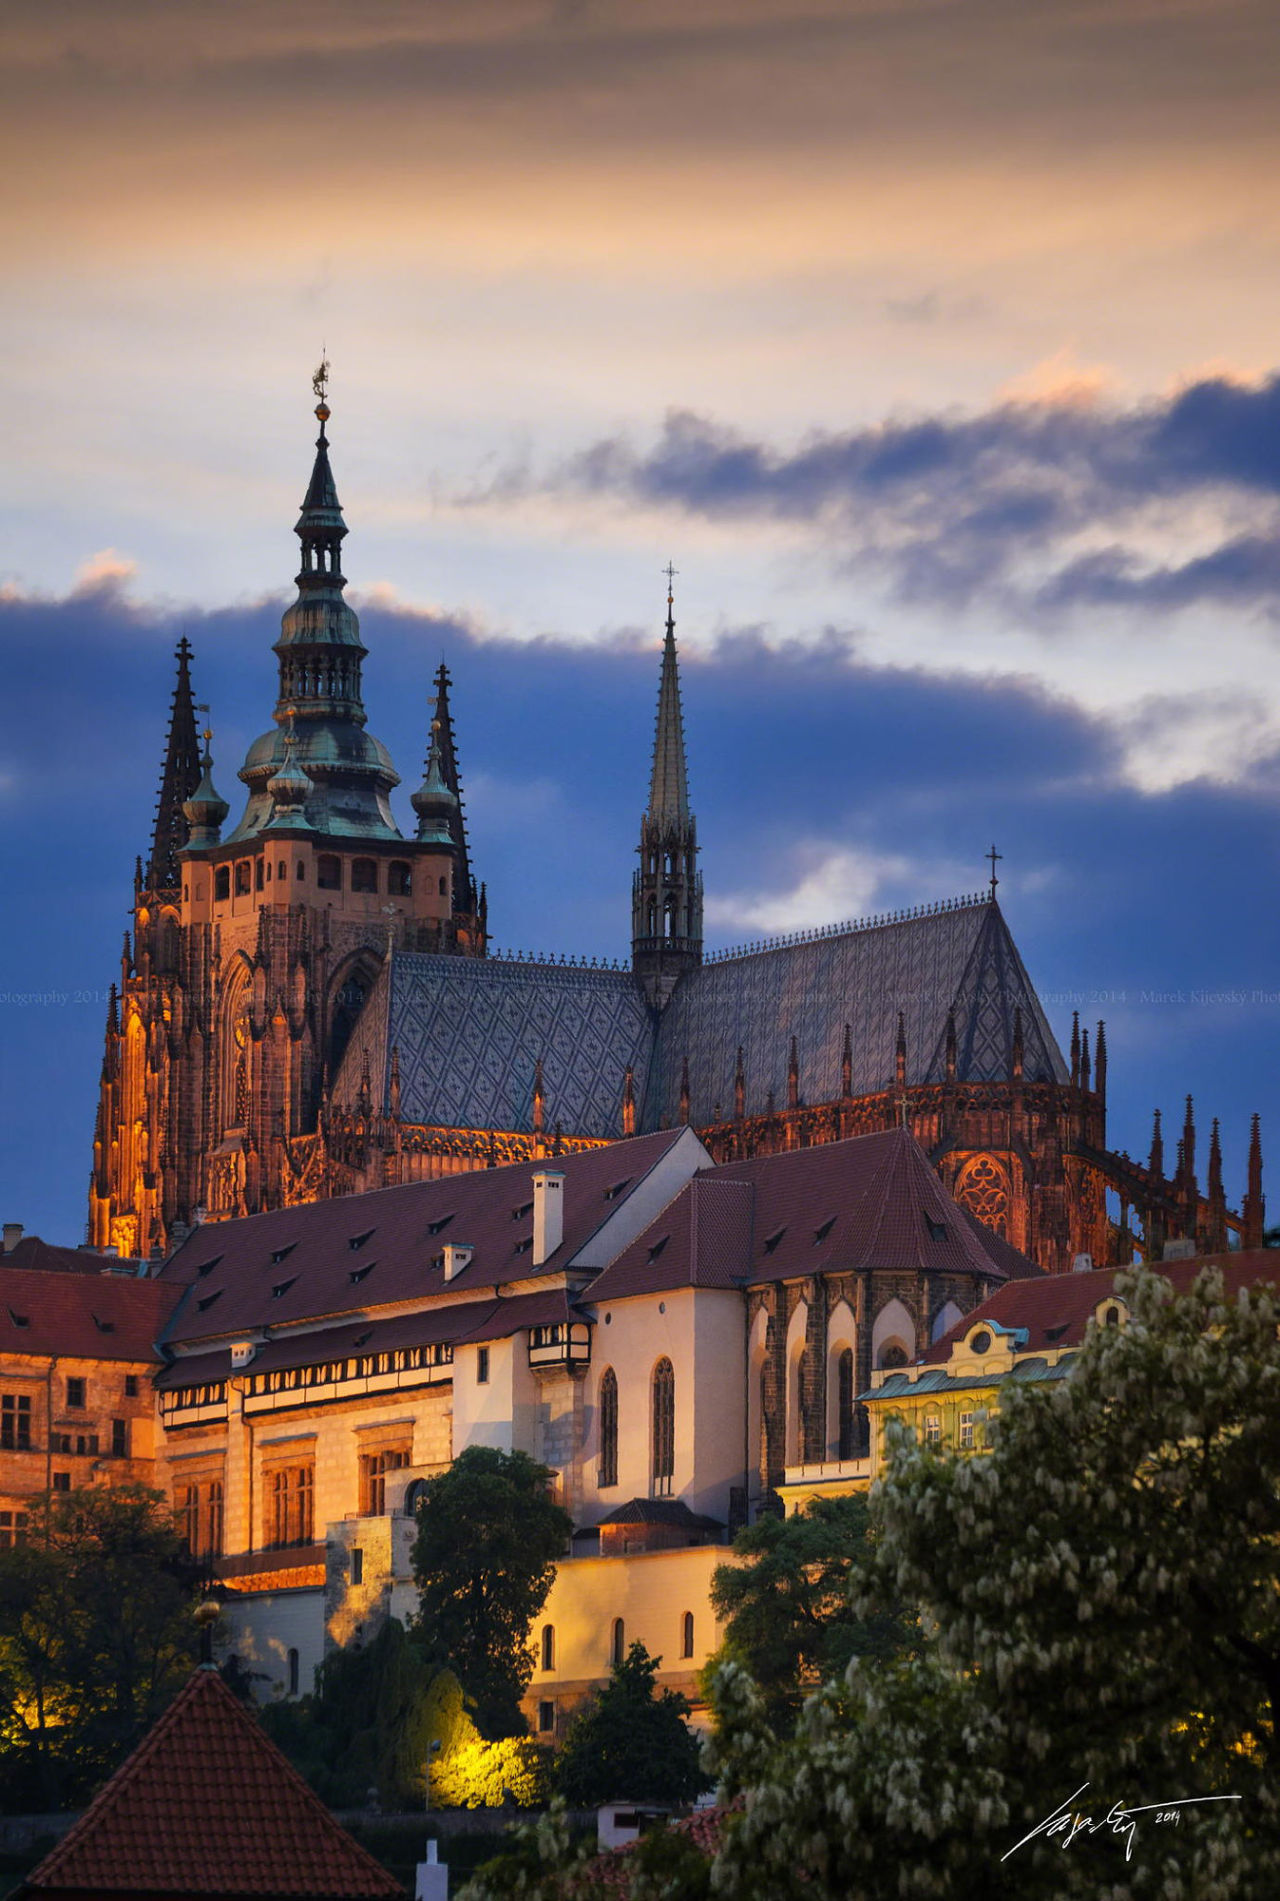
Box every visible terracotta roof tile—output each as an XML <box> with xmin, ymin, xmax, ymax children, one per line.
<box><xmin>25</xmin><ymin>1666</ymin><xmax>405</xmax><ymax>1897</ymax></box>
<box><xmin>0</xmin><ymin>1265</ymin><xmax>178</xmax><ymax>1363</ymax></box>
<box><xmin>924</xmin><ymin>1249</ymin><xmax>1280</xmax><ymax>1360</ymax></box>
<box><xmin>587</xmin><ymin>1128</ymin><xmax>1032</xmax><ymax>1304</ymax></box>
<box><xmin>4</xmin><ymin>1237</ymin><xmax>147</xmax><ymax>1277</ymax></box>
<box><xmin>160</xmin><ymin>1129</ymin><xmax>688</xmax><ymax>1348</ymax></box>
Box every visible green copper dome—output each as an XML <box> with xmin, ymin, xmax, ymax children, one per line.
<box><xmin>225</xmin><ymin>400</ymin><xmax>404</xmax><ymax>845</ymax></box>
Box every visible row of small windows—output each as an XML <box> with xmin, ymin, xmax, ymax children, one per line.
<box><xmin>213</xmin><ymin>858</ymin><xmax>423</xmax><ymax>902</ymax></box>
<box><xmin>538</xmin><ymin>1610</ymin><xmax>696</xmax><ymax>1678</ymax></box>
<box><xmin>596</xmin><ymin>1360</ymin><xmax>675</xmax><ymax>1496</ymax></box>
<box><xmin>164</xmin><ymin>1344</ymin><xmax>452</xmax><ymax>1415</ymax></box>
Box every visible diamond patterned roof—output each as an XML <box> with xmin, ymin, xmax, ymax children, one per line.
<box><xmin>335</xmin><ymin>951</ymin><xmax>654</xmax><ymax>1137</ymax></box>
<box><xmin>645</xmin><ymin>898</ymin><xmax>1066</xmax><ymax>1129</ymax></box>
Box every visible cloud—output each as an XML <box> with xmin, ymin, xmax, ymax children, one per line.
<box><xmin>705</xmin><ymin>844</ymin><xmax>978</xmax><ymax>936</ymax></box>
<box><xmin>72</xmin><ymin>549</ymin><xmax>140</xmax><ymax>598</ymax></box>
<box><xmin>488</xmin><ymin>372</ymin><xmax>1280</xmax><ymax>616</ymax></box>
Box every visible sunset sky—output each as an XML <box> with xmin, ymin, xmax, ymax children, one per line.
<box><xmin>3</xmin><ymin>0</ymin><xmax>1279</xmax><ymax>1239</ymax></box>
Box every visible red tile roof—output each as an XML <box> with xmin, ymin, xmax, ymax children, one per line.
<box><xmin>161</xmin><ymin>1130</ymin><xmax>687</xmax><ymax>1348</ymax></box>
<box><xmin>24</xmin><ymin>1666</ymin><xmax>405</xmax><ymax>1898</ymax></box>
<box><xmin>587</xmin><ymin>1127</ymin><xmax>1033</xmax><ymax>1303</ymax></box>
<box><xmin>155</xmin><ymin>1290</ymin><xmax>580</xmax><ymax>1389</ymax></box>
<box><xmin>4</xmin><ymin>1236</ymin><xmax>147</xmax><ymax>1277</ymax></box>
<box><xmin>924</xmin><ymin>1249</ymin><xmax>1280</xmax><ymax>1360</ymax></box>
<box><xmin>0</xmin><ymin>1265</ymin><xmax>178</xmax><ymax>1363</ymax></box>
<box><xmin>585</xmin><ymin>1804</ymin><xmax>734</xmax><ymax>1893</ymax></box>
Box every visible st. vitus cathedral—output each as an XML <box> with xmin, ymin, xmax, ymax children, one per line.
<box><xmin>90</xmin><ymin>392</ymin><xmax>1265</xmax><ymax>1273</ymax></box>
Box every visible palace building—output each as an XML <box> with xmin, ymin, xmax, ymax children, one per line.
<box><xmin>89</xmin><ymin>392</ymin><xmax>1264</xmax><ymax>1276</ymax></box>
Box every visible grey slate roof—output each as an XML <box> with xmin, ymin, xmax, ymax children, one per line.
<box><xmin>332</xmin><ymin>898</ymin><xmax>1066</xmax><ymax>1141</ymax></box>
<box><xmin>336</xmin><ymin>950</ymin><xmax>654</xmax><ymax>1137</ymax></box>
<box><xmin>644</xmin><ymin>897</ymin><xmax>1066</xmax><ymax>1129</ymax></box>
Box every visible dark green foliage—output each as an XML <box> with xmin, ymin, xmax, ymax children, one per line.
<box><xmin>410</xmin><ymin>1446</ymin><xmax>572</xmax><ymax>1739</ymax></box>
<box><xmin>554</xmin><ymin>1642</ymin><xmax>706</xmax><ymax>1808</ymax></box>
<box><xmin>0</xmin><ymin>1486</ymin><xmax>200</xmax><ymax>1810</ymax></box>
<box><xmin>259</xmin><ymin>1617</ymin><xmax>435</xmax><ymax>1809</ymax></box>
<box><xmin>706</xmin><ymin>1492</ymin><xmax>914</xmax><ymax>1730</ymax></box>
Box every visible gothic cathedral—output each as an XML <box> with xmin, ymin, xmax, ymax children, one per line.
<box><xmin>90</xmin><ymin>395</ymin><xmax>1265</xmax><ymax>1272</ymax></box>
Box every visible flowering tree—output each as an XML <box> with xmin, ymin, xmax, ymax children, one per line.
<box><xmin>706</xmin><ymin>1266</ymin><xmax>1280</xmax><ymax>1899</ymax></box>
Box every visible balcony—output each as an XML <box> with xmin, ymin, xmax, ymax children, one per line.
<box><xmin>528</xmin><ymin>1322</ymin><xmax>591</xmax><ymax>1372</ymax></box>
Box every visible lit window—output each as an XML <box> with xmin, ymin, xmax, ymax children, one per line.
<box><xmin>599</xmin><ymin>1368</ymin><xmax>618</xmax><ymax>1487</ymax></box>
<box><xmin>269</xmin><ymin>1465</ymin><xmax>315</xmax><ymax>1546</ymax></box>
<box><xmin>651</xmin><ymin>1358</ymin><xmax>675</xmax><ymax>1497</ymax></box>
<box><xmin>1</xmin><ymin>1395</ymin><xmax>31</xmax><ymax>1451</ymax></box>
<box><xmin>361</xmin><ymin>1447</ymin><xmax>410</xmax><ymax>1516</ymax></box>
<box><xmin>0</xmin><ymin>1510</ymin><xmax>29</xmax><ymax>1548</ymax></box>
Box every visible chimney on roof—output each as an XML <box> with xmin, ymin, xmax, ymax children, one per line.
<box><xmin>532</xmin><ymin>1169</ymin><xmax>565</xmax><ymax>1267</ymax></box>
<box><xmin>1071</xmin><ymin>1252</ymin><xmax>1093</xmax><ymax>1272</ymax></box>
<box><xmin>2</xmin><ymin>1223</ymin><xmax>22</xmax><ymax>1254</ymax></box>
<box><xmin>442</xmin><ymin>1243</ymin><xmax>474</xmax><ymax>1283</ymax></box>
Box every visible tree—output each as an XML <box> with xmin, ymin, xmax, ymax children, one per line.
<box><xmin>707</xmin><ymin>1491</ymin><xmax>914</xmax><ymax>1730</ymax></box>
<box><xmin>0</xmin><ymin>1486</ymin><xmax>199</xmax><ymax>1809</ymax></box>
<box><xmin>702</xmin><ymin>1265</ymin><xmax>1280</xmax><ymax>1899</ymax></box>
<box><xmin>411</xmin><ymin>1446</ymin><xmax>572</xmax><ymax>1737</ymax></box>
<box><xmin>260</xmin><ymin>1616</ymin><xmax>437</xmax><ymax>1809</ymax></box>
<box><xmin>554</xmin><ymin>1641</ymin><xmax>706</xmax><ymax>1807</ymax></box>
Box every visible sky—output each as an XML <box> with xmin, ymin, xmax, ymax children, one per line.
<box><xmin>2</xmin><ymin>0</ymin><xmax>1278</xmax><ymax>1241</ymax></box>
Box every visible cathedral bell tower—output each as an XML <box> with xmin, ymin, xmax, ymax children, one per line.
<box><xmin>89</xmin><ymin>374</ymin><xmax>485</xmax><ymax>1251</ymax></box>
<box><xmin>631</xmin><ymin>571</ymin><xmax>703</xmax><ymax>1010</ymax></box>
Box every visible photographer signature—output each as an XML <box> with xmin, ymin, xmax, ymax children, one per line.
<box><xmin>1003</xmin><ymin>1783</ymin><xmax>1241</xmax><ymax>1863</ymax></box>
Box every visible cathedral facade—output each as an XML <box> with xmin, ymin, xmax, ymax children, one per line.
<box><xmin>90</xmin><ymin>396</ymin><xmax>1263</xmax><ymax>1274</ymax></box>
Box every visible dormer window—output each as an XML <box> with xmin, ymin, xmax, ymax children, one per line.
<box><xmin>197</xmin><ymin>1289</ymin><xmax>223</xmax><ymax>1312</ymax></box>
<box><xmin>194</xmin><ymin>1256</ymin><xmax>223</xmax><ymax>1277</ymax></box>
<box><xmin>270</xmin><ymin>1244</ymin><xmax>296</xmax><ymax>1265</ymax></box>
<box><xmin>348</xmin><ymin>1231</ymin><xmax>374</xmax><ymax>1251</ymax></box>
<box><xmin>969</xmin><ymin>1329</ymin><xmax>992</xmax><ymax>1355</ymax></box>
<box><xmin>604</xmin><ymin>1178</ymin><xmax>632</xmax><ymax>1202</ymax></box>
<box><xmin>646</xmin><ymin>1236</ymin><xmax>669</xmax><ymax>1264</ymax></box>
<box><xmin>812</xmin><ymin>1217</ymin><xmax>836</xmax><ymax>1245</ymax></box>
<box><xmin>427</xmin><ymin>1213</ymin><xmax>455</xmax><ymax>1237</ymax></box>
<box><xmin>763</xmin><ymin>1227</ymin><xmax>786</xmax><ymax>1254</ymax></box>
<box><xmin>512</xmin><ymin>1201</ymin><xmax>534</xmax><ymax>1222</ymax></box>
<box><xmin>349</xmin><ymin>1262</ymin><xmax>375</xmax><ymax>1285</ymax></box>
<box><xmin>92</xmin><ymin>1315</ymin><xmax>116</xmax><ymax>1334</ymax></box>
<box><xmin>926</xmin><ymin>1217</ymin><xmax>948</xmax><ymax>1242</ymax></box>
<box><xmin>272</xmin><ymin>1277</ymin><xmax>297</xmax><ymax>1300</ymax></box>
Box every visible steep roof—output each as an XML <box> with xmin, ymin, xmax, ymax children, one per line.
<box><xmin>647</xmin><ymin>613</ymin><xmax>690</xmax><ymax>822</ymax></box>
<box><xmin>924</xmin><ymin>1249</ymin><xmax>1280</xmax><ymax>1360</ymax></box>
<box><xmin>23</xmin><ymin>1666</ymin><xmax>403</xmax><ymax>1899</ymax></box>
<box><xmin>3</xmin><ymin>1237</ymin><xmax>147</xmax><ymax>1277</ymax></box>
<box><xmin>333</xmin><ymin>951</ymin><xmax>654</xmax><ymax>1139</ymax></box>
<box><xmin>587</xmin><ymin>1127</ymin><xmax>1036</xmax><ymax>1303</ymax></box>
<box><xmin>645</xmin><ymin>897</ymin><xmax>1066</xmax><ymax>1130</ymax></box>
<box><xmin>0</xmin><ymin>1265</ymin><xmax>177</xmax><ymax>1363</ymax></box>
<box><xmin>160</xmin><ymin>1129</ymin><xmax>690</xmax><ymax>1348</ymax></box>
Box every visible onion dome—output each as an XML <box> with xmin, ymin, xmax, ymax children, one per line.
<box><xmin>182</xmin><ymin>727</ymin><xmax>231</xmax><ymax>848</ymax></box>
<box><xmin>412</xmin><ymin>719</ymin><xmax>459</xmax><ymax>848</ymax></box>
<box><xmin>264</xmin><ymin>719</ymin><xmax>312</xmax><ymax>831</ymax></box>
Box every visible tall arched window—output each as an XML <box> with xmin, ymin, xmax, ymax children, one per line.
<box><xmin>611</xmin><ymin>1617</ymin><xmax>625</xmax><ymax>1666</ymax></box>
<box><xmin>652</xmin><ymin>1358</ymin><xmax>675</xmax><ymax>1497</ymax></box>
<box><xmin>541</xmin><ymin>1624</ymin><xmax>555</xmax><ymax>1672</ymax></box>
<box><xmin>288</xmin><ymin>1647</ymin><xmax>300</xmax><ymax>1696</ymax></box>
<box><xmin>681</xmin><ymin>1611</ymin><xmax>695</xmax><ymax>1659</ymax></box>
<box><xmin>599</xmin><ymin>1368</ymin><xmax>618</xmax><ymax>1487</ymax></box>
<box><xmin>837</xmin><ymin>1348</ymin><xmax>855</xmax><ymax>1459</ymax></box>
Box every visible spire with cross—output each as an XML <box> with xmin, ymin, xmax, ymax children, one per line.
<box><xmin>987</xmin><ymin>844</ymin><xmax>1002</xmax><ymax>901</ymax></box>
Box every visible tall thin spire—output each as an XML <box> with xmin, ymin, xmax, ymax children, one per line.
<box><xmin>632</xmin><ymin>567</ymin><xmax>703</xmax><ymax>1008</ymax></box>
<box><xmin>431</xmin><ymin>664</ymin><xmax>477</xmax><ymax>913</ymax></box>
<box><xmin>648</xmin><ymin>565</ymin><xmax>691</xmax><ymax>821</ymax></box>
<box><xmin>1244</xmin><ymin>1113</ymin><xmax>1266</xmax><ymax>1248</ymax></box>
<box><xmin>146</xmin><ymin>638</ymin><xmax>201</xmax><ymax>890</ymax></box>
